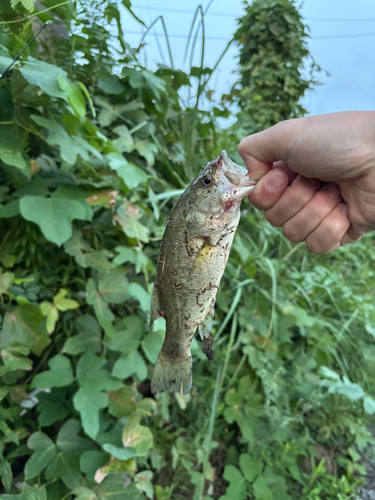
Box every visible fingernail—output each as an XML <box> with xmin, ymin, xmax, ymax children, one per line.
<box><xmin>266</xmin><ymin>171</ymin><xmax>286</xmax><ymax>192</ymax></box>
<box><xmin>341</xmin><ymin>204</ymin><xmax>348</xmax><ymax>216</ymax></box>
<box><xmin>326</xmin><ymin>183</ymin><xmax>340</xmax><ymax>199</ymax></box>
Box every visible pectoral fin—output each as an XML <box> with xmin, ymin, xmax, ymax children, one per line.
<box><xmin>198</xmin><ymin>306</ymin><xmax>215</xmax><ymax>360</ymax></box>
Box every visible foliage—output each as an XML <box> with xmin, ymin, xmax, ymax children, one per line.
<box><xmin>230</xmin><ymin>0</ymin><xmax>323</xmax><ymax>133</ymax></box>
<box><xmin>0</xmin><ymin>1</ymin><xmax>374</xmax><ymax>500</ymax></box>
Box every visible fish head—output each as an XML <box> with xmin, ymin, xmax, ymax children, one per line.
<box><xmin>186</xmin><ymin>151</ymin><xmax>257</xmax><ymax>237</ymax></box>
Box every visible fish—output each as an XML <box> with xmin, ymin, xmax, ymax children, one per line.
<box><xmin>150</xmin><ymin>151</ymin><xmax>257</xmax><ymax>395</ymax></box>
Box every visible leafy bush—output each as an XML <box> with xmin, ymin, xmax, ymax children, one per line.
<box><xmin>0</xmin><ymin>1</ymin><xmax>374</xmax><ymax>499</ymax></box>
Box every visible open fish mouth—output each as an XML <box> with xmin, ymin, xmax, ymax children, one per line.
<box><xmin>218</xmin><ymin>150</ymin><xmax>258</xmax><ymax>189</ymax></box>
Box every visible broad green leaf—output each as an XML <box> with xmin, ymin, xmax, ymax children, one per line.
<box><xmin>58</xmin><ymin>74</ymin><xmax>86</xmax><ymax>118</ymax></box>
<box><xmin>46</xmin><ymin>452</ymin><xmax>83</xmax><ymax>489</ymax></box>
<box><xmin>112</xmin><ymin>350</ymin><xmax>148</xmax><ymax>381</ymax></box>
<box><xmin>113</xmin><ymin>246</ymin><xmax>148</xmax><ymax>273</ymax></box>
<box><xmin>135</xmin><ymin>140</ymin><xmax>157</xmax><ymax>167</ymax></box>
<box><xmin>73</xmin><ymin>387</ymin><xmax>109</xmax><ymax>439</ymax></box>
<box><xmin>20</xmin><ymin>196</ymin><xmax>89</xmax><ymax>246</ymax></box>
<box><xmin>102</xmin><ymin>444</ymin><xmax>136</xmax><ymax>460</ymax></box>
<box><xmin>0</xmin><ymin>458</ymin><xmax>12</xmax><ymax>492</ymax></box>
<box><xmin>141</xmin><ymin>330</ymin><xmax>164</xmax><ymax>363</ymax></box>
<box><xmin>0</xmin><ymin>421</ymin><xmax>19</xmax><ymax>445</ymax></box>
<box><xmin>86</xmin><ymin>278</ymin><xmax>116</xmax><ymax>338</ymax></box>
<box><xmin>1</xmin><ymin>305</ymin><xmax>50</xmax><ymax>355</ymax></box>
<box><xmin>135</xmin><ymin>470</ymin><xmax>154</xmax><ymax>499</ymax></box>
<box><xmin>320</xmin><ymin>366</ymin><xmax>340</xmax><ymax>381</ymax></box>
<box><xmin>253</xmin><ymin>475</ymin><xmax>273</xmax><ymax>500</ymax></box>
<box><xmin>108</xmin><ymin>386</ymin><xmax>137</xmax><ymax>418</ymax></box>
<box><xmin>0</xmin><ymin>147</ymin><xmax>26</xmax><ymax>169</ymax></box>
<box><xmin>57</xmin><ymin>419</ymin><xmax>94</xmax><ymax>453</ymax></box>
<box><xmin>127</xmin><ymin>282</ymin><xmax>150</xmax><ymax>312</ymax></box>
<box><xmin>71</xmin><ymin>486</ymin><xmax>97</xmax><ymax>500</ymax></box>
<box><xmin>0</xmin><ymin>272</ymin><xmax>14</xmax><ymax>295</ymax></box>
<box><xmin>122</xmin><ymin>423</ymin><xmax>153</xmax><ymax>457</ymax></box>
<box><xmin>25</xmin><ymin>432</ymin><xmax>57</xmax><ymax>480</ymax></box>
<box><xmin>37</xmin><ymin>399</ymin><xmax>68</xmax><ymax>427</ymax></box>
<box><xmin>64</xmin><ymin>229</ymin><xmax>92</xmax><ymax>267</ymax></box>
<box><xmin>0</xmin><ymin>483</ymin><xmax>47</xmax><ymax>500</ymax></box>
<box><xmin>364</xmin><ymin>395</ymin><xmax>375</xmax><ymax>414</ymax></box>
<box><xmin>221</xmin><ymin>465</ymin><xmax>247</xmax><ymax>500</ymax></box>
<box><xmin>239</xmin><ymin>453</ymin><xmax>262</xmax><ymax>483</ymax></box>
<box><xmin>40</xmin><ymin>301</ymin><xmax>59</xmax><ymax>334</ymax></box>
<box><xmin>30</xmin><ymin>355</ymin><xmax>74</xmax><ymax>389</ymax></box>
<box><xmin>20</xmin><ymin>58</ymin><xmax>67</xmax><ymax>98</ymax></box>
<box><xmin>76</xmin><ymin>352</ymin><xmax>123</xmax><ymax>391</ymax></box>
<box><xmin>63</xmin><ymin>314</ymin><xmax>101</xmax><ymax>355</ymax></box>
<box><xmin>98</xmin><ymin>75</ymin><xmax>126</xmax><ymax>95</ymax></box>
<box><xmin>80</xmin><ymin>450</ymin><xmax>109</xmax><ymax>482</ymax></box>
<box><xmin>0</xmin><ymin>200</ymin><xmax>20</xmax><ymax>219</ymax></box>
<box><xmin>98</xmin><ymin>475</ymin><xmax>145</xmax><ymax>500</ymax></box>
<box><xmin>115</xmin><ymin>202</ymin><xmax>149</xmax><ymax>243</ymax></box>
<box><xmin>103</xmin><ymin>315</ymin><xmax>143</xmax><ymax>353</ymax></box>
<box><xmin>53</xmin><ymin>288</ymin><xmax>80</xmax><ymax>311</ymax></box>
<box><xmin>98</xmin><ymin>269</ymin><xmax>128</xmax><ymax>303</ymax></box>
<box><xmin>112</xmin><ymin>125</ymin><xmax>134</xmax><ymax>152</ymax></box>
<box><xmin>0</xmin><ymin>347</ymin><xmax>32</xmax><ymax>376</ymax></box>
<box><xmin>108</xmin><ymin>153</ymin><xmax>148</xmax><ymax>189</ymax></box>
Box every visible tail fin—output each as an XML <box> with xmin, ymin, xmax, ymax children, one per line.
<box><xmin>151</xmin><ymin>353</ymin><xmax>192</xmax><ymax>395</ymax></box>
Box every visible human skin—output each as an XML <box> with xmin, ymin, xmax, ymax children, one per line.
<box><xmin>238</xmin><ymin>111</ymin><xmax>375</xmax><ymax>254</ymax></box>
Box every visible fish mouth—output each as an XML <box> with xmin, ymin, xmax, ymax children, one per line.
<box><xmin>218</xmin><ymin>150</ymin><xmax>258</xmax><ymax>189</ymax></box>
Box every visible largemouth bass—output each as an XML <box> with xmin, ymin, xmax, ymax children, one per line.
<box><xmin>150</xmin><ymin>151</ymin><xmax>256</xmax><ymax>394</ymax></box>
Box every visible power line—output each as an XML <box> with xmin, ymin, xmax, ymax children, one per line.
<box><xmin>126</xmin><ymin>30</ymin><xmax>375</xmax><ymax>41</ymax></box>
<box><xmin>132</xmin><ymin>5</ymin><xmax>375</xmax><ymax>22</ymax></box>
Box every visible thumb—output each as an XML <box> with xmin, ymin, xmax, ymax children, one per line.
<box><xmin>238</xmin><ymin>123</ymin><xmax>291</xmax><ymax>179</ymax></box>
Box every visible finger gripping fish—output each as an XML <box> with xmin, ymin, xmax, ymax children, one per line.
<box><xmin>150</xmin><ymin>151</ymin><xmax>256</xmax><ymax>395</ymax></box>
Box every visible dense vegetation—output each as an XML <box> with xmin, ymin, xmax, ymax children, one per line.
<box><xmin>0</xmin><ymin>1</ymin><xmax>374</xmax><ymax>499</ymax></box>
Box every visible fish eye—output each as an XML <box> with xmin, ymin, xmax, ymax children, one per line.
<box><xmin>200</xmin><ymin>175</ymin><xmax>213</xmax><ymax>188</ymax></box>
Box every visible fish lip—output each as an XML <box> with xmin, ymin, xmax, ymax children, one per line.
<box><xmin>231</xmin><ymin>184</ymin><xmax>257</xmax><ymax>201</ymax></box>
<box><xmin>219</xmin><ymin>150</ymin><xmax>258</xmax><ymax>187</ymax></box>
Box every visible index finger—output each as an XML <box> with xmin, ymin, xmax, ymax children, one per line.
<box><xmin>238</xmin><ymin>122</ymin><xmax>292</xmax><ymax>178</ymax></box>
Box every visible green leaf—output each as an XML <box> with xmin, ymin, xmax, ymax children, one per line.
<box><xmin>20</xmin><ymin>196</ymin><xmax>89</xmax><ymax>246</ymax></box>
<box><xmin>76</xmin><ymin>352</ymin><xmax>123</xmax><ymax>391</ymax></box>
<box><xmin>112</xmin><ymin>350</ymin><xmax>148</xmax><ymax>381</ymax></box>
<box><xmin>1</xmin><ymin>305</ymin><xmax>50</xmax><ymax>355</ymax></box>
<box><xmin>40</xmin><ymin>301</ymin><xmax>59</xmax><ymax>334</ymax></box>
<box><xmin>98</xmin><ymin>75</ymin><xmax>126</xmax><ymax>95</ymax></box>
<box><xmin>115</xmin><ymin>202</ymin><xmax>149</xmax><ymax>243</ymax></box>
<box><xmin>141</xmin><ymin>330</ymin><xmax>164</xmax><ymax>363</ymax></box>
<box><xmin>58</xmin><ymin>74</ymin><xmax>86</xmax><ymax>118</ymax></box>
<box><xmin>364</xmin><ymin>395</ymin><xmax>375</xmax><ymax>414</ymax></box>
<box><xmin>63</xmin><ymin>315</ymin><xmax>101</xmax><ymax>355</ymax></box>
<box><xmin>54</xmin><ymin>288</ymin><xmax>80</xmax><ymax>311</ymax></box>
<box><xmin>253</xmin><ymin>475</ymin><xmax>273</xmax><ymax>500</ymax></box>
<box><xmin>57</xmin><ymin>419</ymin><xmax>94</xmax><ymax>453</ymax></box>
<box><xmin>37</xmin><ymin>393</ymin><xmax>69</xmax><ymax>427</ymax></box>
<box><xmin>102</xmin><ymin>443</ymin><xmax>136</xmax><ymax>460</ymax></box>
<box><xmin>20</xmin><ymin>58</ymin><xmax>67</xmax><ymax>98</ymax></box>
<box><xmin>98</xmin><ymin>475</ymin><xmax>145</xmax><ymax>500</ymax></box>
<box><xmin>0</xmin><ymin>346</ymin><xmax>32</xmax><ymax>376</ymax></box>
<box><xmin>108</xmin><ymin>386</ymin><xmax>137</xmax><ymax>418</ymax></box>
<box><xmin>135</xmin><ymin>470</ymin><xmax>154</xmax><ymax>499</ymax></box>
<box><xmin>221</xmin><ymin>465</ymin><xmax>247</xmax><ymax>500</ymax></box>
<box><xmin>71</xmin><ymin>487</ymin><xmax>97</xmax><ymax>500</ymax></box>
<box><xmin>108</xmin><ymin>153</ymin><xmax>148</xmax><ymax>189</ymax></box>
<box><xmin>112</xmin><ymin>125</ymin><xmax>134</xmax><ymax>152</ymax></box>
<box><xmin>0</xmin><ymin>459</ymin><xmax>12</xmax><ymax>492</ymax></box>
<box><xmin>30</xmin><ymin>355</ymin><xmax>74</xmax><ymax>389</ymax></box>
<box><xmin>25</xmin><ymin>432</ymin><xmax>57</xmax><ymax>480</ymax></box>
<box><xmin>46</xmin><ymin>452</ymin><xmax>83</xmax><ymax>489</ymax></box>
<box><xmin>127</xmin><ymin>282</ymin><xmax>150</xmax><ymax>312</ymax></box>
<box><xmin>0</xmin><ymin>200</ymin><xmax>21</xmax><ymax>219</ymax></box>
<box><xmin>98</xmin><ymin>269</ymin><xmax>128</xmax><ymax>303</ymax></box>
<box><xmin>86</xmin><ymin>279</ymin><xmax>116</xmax><ymax>338</ymax></box>
<box><xmin>0</xmin><ymin>421</ymin><xmax>19</xmax><ymax>445</ymax></box>
<box><xmin>239</xmin><ymin>453</ymin><xmax>263</xmax><ymax>483</ymax></box>
<box><xmin>103</xmin><ymin>315</ymin><xmax>143</xmax><ymax>353</ymax></box>
<box><xmin>122</xmin><ymin>422</ymin><xmax>153</xmax><ymax>457</ymax></box>
<box><xmin>0</xmin><ymin>147</ymin><xmax>26</xmax><ymax>169</ymax></box>
<box><xmin>135</xmin><ymin>140</ymin><xmax>158</xmax><ymax>167</ymax></box>
<box><xmin>0</xmin><ymin>483</ymin><xmax>47</xmax><ymax>500</ymax></box>
<box><xmin>73</xmin><ymin>387</ymin><xmax>109</xmax><ymax>439</ymax></box>
<box><xmin>80</xmin><ymin>450</ymin><xmax>109</xmax><ymax>482</ymax></box>
<box><xmin>113</xmin><ymin>246</ymin><xmax>148</xmax><ymax>273</ymax></box>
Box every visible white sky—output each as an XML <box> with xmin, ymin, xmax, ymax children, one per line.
<box><xmin>122</xmin><ymin>0</ymin><xmax>375</xmax><ymax>116</ymax></box>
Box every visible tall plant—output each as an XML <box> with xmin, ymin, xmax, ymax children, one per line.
<box><xmin>230</xmin><ymin>0</ymin><xmax>322</xmax><ymax>133</ymax></box>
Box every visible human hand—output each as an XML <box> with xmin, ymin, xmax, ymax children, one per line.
<box><xmin>238</xmin><ymin>111</ymin><xmax>375</xmax><ymax>253</ymax></box>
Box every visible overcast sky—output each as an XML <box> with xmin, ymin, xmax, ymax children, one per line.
<box><xmin>122</xmin><ymin>0</ymin><xmax>375</xmax><ymax>116</ymax></box>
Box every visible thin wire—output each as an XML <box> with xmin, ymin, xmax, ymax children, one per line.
<box><xmin>125</xmin><ymin>30</ymin><xmax>375</xmax><ymax>41</ymax></box>
<box><xmin>132</xmin><ymin>5</ymin><xmax>375</xmax><ymax>22</ymax></box>
<box><xmin>0</xmin><ymin>21</ymin><xmax>52</xmax><ymax>78</ymax></box>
